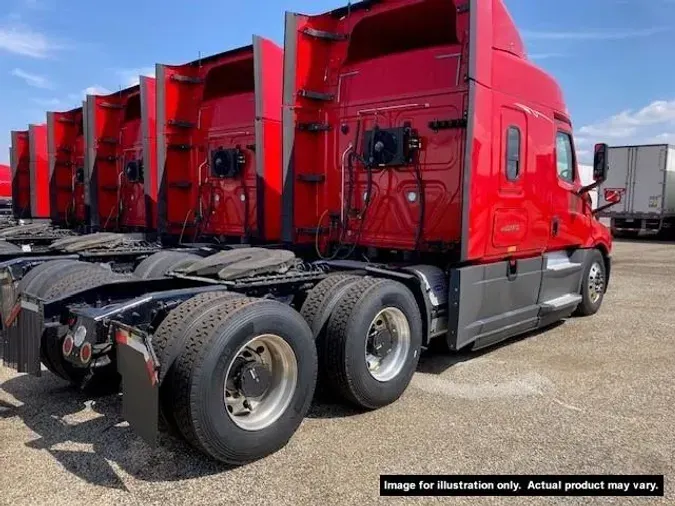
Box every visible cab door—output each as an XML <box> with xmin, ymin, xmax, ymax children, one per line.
<box><xmin>550</xmin><ymin>128</ymin><xmax>591</xmax><ymax>249</ymax></box>
<box><xmin>490</xmin><ymin>106</ymin><xmax>548</xmax><ymax>256</ymax></box>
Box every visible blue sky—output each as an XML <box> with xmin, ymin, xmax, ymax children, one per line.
<box><xmin>0</xmin><ymin>0</ymin><xmax>673</xmax><ymax>164</ymax></box>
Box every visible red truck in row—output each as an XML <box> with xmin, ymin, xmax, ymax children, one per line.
<box><xmin>2</xmin><ymin>0</ymin><xmax>616</xmax><ymax>467</ymax></box>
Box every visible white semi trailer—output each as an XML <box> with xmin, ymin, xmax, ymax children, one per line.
<box><xmin>597</xmin><ymin>144</ymin><xmax>675</xmax><ymax>237</ymax></box>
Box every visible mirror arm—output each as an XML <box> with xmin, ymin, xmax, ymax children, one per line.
<box><xmin>577</xmin><ymin>180</ymin><xmax>601</xmax><ymax>196</ymax></box>
<box><xmin>593</xmin><ymin>201</ymin><xmax>618</xmax><ymax>215</ymax></box>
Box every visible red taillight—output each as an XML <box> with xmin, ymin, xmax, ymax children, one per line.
<box><xmin>62</xmin><ymin>335</ymin><xmax>74</xmax><ymax>357</ymax></box>
<box><xmin>80</xmin><ymin>342</ymin><xmax>92</xmax><ymax>364</ymax></box>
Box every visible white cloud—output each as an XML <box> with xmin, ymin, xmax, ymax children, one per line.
<box><xmin>114</xmin><ymin>67</ymin><xmax>155</xmax><ymax>87</ymax></box>
<box><xmin>522</xmin><ymin>26</ymin><xmax>668</xmax><ymax>41</ymax></box>
<box><xmin>646</xmin><ymin>132</ymin><xmax>675</xmax><ymax>144</ymax></box>
<box><xmin>10</xmin><ymin>68</ymin><xmax>52</xmax><ymax>89</ymax></box>
<box><xmin>577</xmin><ymin>100</ymin><xmax>675</xmax><ymax>140</ymax></box>
<box><xmin>0</xmin><ymin>23</ymin><xmax>62</xmax><ymax>58</ymax></box>
<box><xmin>83</xmin><ymin>85</ymin><xmax>112</xmax><ymax>97</ymax></box>
<box><xmin>574</xmin><ymin>99</ymin><xmax>675</xmax><ymax>161</ymax></box>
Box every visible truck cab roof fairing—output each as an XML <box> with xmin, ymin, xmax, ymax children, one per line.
<box><xmin>85</xmin><ymin>83</ymin><xmax>151</xmax><ymax>231</ymax></box>
<box><xmin>47</xmin><ymin>106</ymin><xmax>86</xmax><ymax>226</ymax></box>
<box><xmin>156</xmin><ymin>37</ymin><xmax>282</xmax><ymax>243</ymax></box>
<box><xmin>282</xmin><ymin>0</ymin><xmax>469</xmax><ymax>253</ymax></box>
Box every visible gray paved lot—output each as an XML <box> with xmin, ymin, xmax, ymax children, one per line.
<box><xmin>1</xmin><ymin>240</ymin><xmax>673</xmax><ymax>506</ymax></box>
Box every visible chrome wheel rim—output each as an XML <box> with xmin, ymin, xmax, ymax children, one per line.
<box><xmin>588</xmin><ymin>262</ymin><xmax>605</xmax><ymax>304</ymax></box>
<box><xmin>224</xmin><ymin>334</ymin><xmax>298</xmax><ymax>431</ymax></box>
<box><xmin>364</xmin><ymin>307</ymin><xmax>411</xmax><ymax>382</ymax></box>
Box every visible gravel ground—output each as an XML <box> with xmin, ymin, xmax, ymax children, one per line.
<box><xmin>1</xmin><ymin>240</ymin><xmax>673</xmax><ymax>506</ymax></box>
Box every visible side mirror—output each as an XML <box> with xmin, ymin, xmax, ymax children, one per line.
<box><xmin>593</xmin><ymin>143</ymin><xmax>609</xmax><ymax>182</ymax></box>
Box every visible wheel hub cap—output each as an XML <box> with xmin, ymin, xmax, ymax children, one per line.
<box><xmin>588</xmin><ymin>262</ymin><xmax>605</xmax><ymax>304</ymax></box>
<box><xmin>371</xmin><ymin>329</ymin><xmax>394</xmax><ymax>358</ymax></box>
<box><xmin>223</xmin><ymin>334</ymin><xmax>298</xmax><ymax>432</ymax></box>
<box><xmin>365</xmin><ymin>307</ymin><xmax>411</xmax><ymax>383</ymax></box>
<box><xmin>237</xmin><ymin>362</ymin><xmax>272</xmax><ymax>398</ymax></box>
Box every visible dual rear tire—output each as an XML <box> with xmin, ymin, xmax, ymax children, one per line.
<box><xmin>302</xmin><ymin>276</ymin><xmax>423</xmax><ymax>410</ymax></box>
<box><xmin>155</xmin><ymin>274</ymin><xmax>422</xmax><ymax>465</ymax></box>
<box><xmin>156</xmin><ymin>294</ymin><xmax>317</xmax><ymax>465</ymax></box>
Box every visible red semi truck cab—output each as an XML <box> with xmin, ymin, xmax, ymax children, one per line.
<box><xmin>9</xmin><ymin>130</ymin><xmax>32</xmax><ymax>219</ymax></box>
<box><xmin>28</xmin><ymin>124</ymin><xmax>49</xmax><ymax>219</ymax></box>
<box><xmin>0</xmin><ymin>164</ymin><xmax>11</xmax><ymax>214</ymax></box>
<box><xmin>157</xmin><ymin>36</ymin><xmax>283</xmax><ymax>244</ymax></box>
<box><xmin>84</xmin><ymin>78</ymin><xmax>157</xmax><ymax>232</ymax></box>
<box><xmin>47</xmin><ymin>106</ymin><xmax>87</xmax><ymax>227</ymax></box>
<box><xmin>282</xmin><ymin>0</ymin><xmax>612</xmax><ymax>348</ymax></box>
<box><xmin>282</xmin><ymin>0</ymin><xmax>611</xmax><ymax>262</ymax></box>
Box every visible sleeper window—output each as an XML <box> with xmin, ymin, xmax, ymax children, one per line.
<box><xmin>506</xmin><ymin>126</ymin><xmax>521</xmax><ymax>181</ymax></box>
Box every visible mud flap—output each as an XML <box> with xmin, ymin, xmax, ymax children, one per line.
<box><xmin>1</xmin><ymin>298</ymin><xmax>44</xmax><ymax>376</ymax></box>
<box><xmin>115</xmin><ymin>328</ymin><xmax>159</xmax><ymax>446</ymax></box>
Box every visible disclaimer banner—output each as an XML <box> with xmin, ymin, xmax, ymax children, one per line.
<box><xmin>380</xmin><ymin>475</ymin><xmax>664</xmax><ymax>497</ymax></box>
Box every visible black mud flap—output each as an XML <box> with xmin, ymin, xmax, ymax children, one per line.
<box><xmin>2</xmin><ymin>298</ymin><xmax>44</xmax><ymax>376</ymax></box>
<box><xmin>115</xmin><ymin>328</ymin><xmax>159</xmax><ymax>447</ymax></box>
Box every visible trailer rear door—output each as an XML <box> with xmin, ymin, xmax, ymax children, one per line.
<box><xmin>600</xmin><ymin>145</ymin><xmax>668</xmax><ymax>215</ymax></box>
<box><xmin>631</xmin><ymin>145</ymin><xmax>668</xmax><ymax>214</ymax></box>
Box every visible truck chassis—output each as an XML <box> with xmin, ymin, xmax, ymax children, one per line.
<box><xmin>3</xmin><ymin>245</ymin><xmax>611</xmax><ymax>465</ymax></box>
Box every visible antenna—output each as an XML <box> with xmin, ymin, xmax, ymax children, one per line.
<box><xmin>198</xmin><ymin>50</ymin><xmax>202</xmax><ymax>68</ymax></box>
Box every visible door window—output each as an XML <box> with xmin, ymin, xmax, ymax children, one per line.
<box><xmin>556</xmin><ymin>132</ymin><xmax>575</xmax><ymax>183</ymax></box>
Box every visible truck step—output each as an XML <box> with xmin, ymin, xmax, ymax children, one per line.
<box><xmin>545</xmin><ymin>251</ymin><xmax>582</xmax><ymax>273</ymax></box>
<box><xmin>546</xmin><ymin>261</ymin><xmax>581</xmax><ymax>273</ymax></box>
<box><xmin>540</xmin><ymin>294</ymin><xmax>582</xmax><ymax>314</ymax></box>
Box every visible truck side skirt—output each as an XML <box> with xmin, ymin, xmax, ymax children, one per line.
<box><xmin>445</xmin><ymin>249</ymin><xmax>592</xmax><ymax>351</ymax></box>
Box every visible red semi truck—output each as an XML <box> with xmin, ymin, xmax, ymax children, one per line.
<box><xmin>47</xmin><ymin>106</ymin><xmax>87</xmax><ymax>228</ymax></box>
<box><xmin>157</xmin><ymin>37</ymin><xmax>283</xmax><ymax>244</ymax></box>
<box><xmin>0</xmin><ymin>164</ymin><xmax>11</xmax><ymax>220</ymax></box>
<box><xmin>9</xmin><ymin>130</ymin><xmax>33</xmax><ymax>220</ymax></box>
<box><xmin>85</xmin><ymin>79</ymin><xmax>158</xmax><ymax>233</ymax></box>
<box><xmin>5</xmin><ymin>0</ymin><xmax>614</xmax><ymax>466</ymax></box>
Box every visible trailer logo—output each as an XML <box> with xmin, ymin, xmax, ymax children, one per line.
<box><xmin>649</xmin><ymin>196</ymin><xmax>660</xmax><ymax>208</ymax></box>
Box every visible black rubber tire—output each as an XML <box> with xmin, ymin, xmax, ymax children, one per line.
<box><xmin>322</xmin><ymin>277</ymin><xmax>423</xmax><ymax>410</ymax></box>
<box><xmin>134</xmin><ymin>251</ymin><xmax>202</xmax><ymax>279</ymax></box>
<box><xmin>41</xmin><ymin>268</ymin><xmax>128</xmax><ymax>301</ymax></box>
<box><xmin>300</xmin><ymin>274</ymin><xmax>363</xmax><ymax>399</ymax></box>
<box><xmin>574</xmin><ymin>249</ymin><xmax>607</xmax><ymax>317</ymax></box>
<box><xmin>18</xmin><ymin>260</ymin><xmax>84</xmax><ymax>297</ymax></box>
<box><xmin>18</xmin><ymin>262</ymin><xmax>100</xmax><ymax>382</ymax></box>
<box><xmin>153</xmin><ymin>290</ymin><xmax>244</xmax><ymax>435</ymax></box>
<box><xmin>168</xmin><ymin>297</ymin><xmax>317</xmax><ymax>465</ymax></box>
<box><xmin>1</xmin><ymin>260</ymin><xmax>81</xmax><ymax>324</ymax></box>
<box><xmin>300</xmin><ymin>274</ymin><xmax>363</xmax><ymax>338</ymax></box>
<box><xmin>39</xmin><ymin>268</ymin><xmax>128</xmax><ymax>386</ymax></box>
